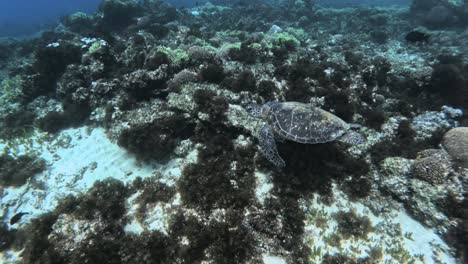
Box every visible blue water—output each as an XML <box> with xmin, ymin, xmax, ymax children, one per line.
<box><xmin>0</xmin><ymin>0</ymin><xmax>411</xmax><ymax>38</ymax></box>
<box><xmin>0</xmin><ymin>0</ymin><xmax>101</xmax><ymax>38</ymax></box>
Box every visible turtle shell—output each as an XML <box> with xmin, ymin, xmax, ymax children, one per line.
<box><xmin>266</xmin><ymin>102</ymin><xmax>350</xmax><ymax>144</ymax></box>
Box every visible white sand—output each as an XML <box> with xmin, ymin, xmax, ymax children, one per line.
<box><xmin>302</xmin><ymin>184</ymin><xmax>456</xmax><ymax>263</ymax></box>
<box><xmin>1</xmin><ymin>127</ymin><xmax>155</xmax><ymax>225</ymax></box>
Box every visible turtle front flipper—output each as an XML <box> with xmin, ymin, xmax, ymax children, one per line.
<box><xmin>259</xmin><ymin>125</ymin><xmax>285</xmax><ymax>168</ymax></box>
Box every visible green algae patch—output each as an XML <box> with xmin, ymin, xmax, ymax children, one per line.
<box><xmin>157</xmin><ymin>47</ymin><xmax>189</xmax><ymax>66</ymax></box>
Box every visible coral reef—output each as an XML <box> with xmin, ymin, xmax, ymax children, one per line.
<box><xmin>379</xmin><ymin>157</ymin><xmax>413</xmax><ymax>201</ymax></box>
<box><xmin>21</xmin><ymin>41</ymin><xmax>82</xmax><ymax>101</ymax></box>
<box><xmin>37</xmin><ymin>100</ymin><xmax>91</xmax><ymax>134</ymax></box>
<box><xmin>411</xmin><ymin>149</ymin><xmax>452</xmax><ymax>185</ymax></box>
<box><xmin>118</xmin><ymin>113</ymin><xmax>194</xmax><ymax>161</ymax></box>
<box><xmin>1</xmin><ymin>0</ymin><xmax>468</xmax><ymax>263</ymax></box>
<box><xmin>178</xmin><ymin>134</ymin><xmax>255</xmax><ymax>212</ymax></box>
<box><xmin>442</xmin><ymin>127</ymin><xmax>468</xmax><ymax>168</ymax></box>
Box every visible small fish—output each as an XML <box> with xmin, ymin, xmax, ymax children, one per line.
<box><xmin>10</xmin><ymin>212</ymin><xmax>29</xmax><ymax>225</ymax></box>
<box><xmin>405</xmin><ymin>31</ymin><xmax>430</xmax><ymax>43</ymax></box>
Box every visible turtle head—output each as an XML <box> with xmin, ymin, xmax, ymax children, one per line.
<box><xmin>245</xmin><ymin>103</ymin><xmax>263</xmax><ymax>118</ymax></box>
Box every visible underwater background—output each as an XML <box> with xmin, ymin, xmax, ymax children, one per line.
<box><xmin>1</xmin><ymin>0</ymin><xmax>467</xmax><ymax>263</ymax></box>
<box><xmin>0</xmin><ymin>0</ymin><xmax>101</xmax><ymax>38</ymax></box>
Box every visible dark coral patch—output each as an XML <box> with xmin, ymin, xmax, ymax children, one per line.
<box><xmin>119</xmin><ymin>231</ymin><xmax>177</xmax><ymax>263</ymax></box>
<box><xmin>0</xmin><ymin>223</ymin><xmax>17</xmax><ymax>251</ymax></box>
<box><xmin>256</xmin><ymin>79</ymin><xmax>278</xmax><ymax>102</ymax></box>
<box><xmin>222</xmin><ymin>70</ymin><xmax>257</xmax><ymax>93</ymax></box>
<box><xmin>271</xmin><ymin>142</ymin><xmax>370</xmax><ymax>198</ymax></box>
<box><xmin>322</xmin><ymin>252</ymin><xmax>372</xmax><ymax>264</ymax></box>
<box><xmin>199</xmin><ymin>63</ymin><xmax>225</xmax><ymax>84</ymax></box>
<box><xmin>0</xmin><ymin>154</ymin><xmax>46</xmax><ymax>187</ymax></box>
<box><xmin>0</xmin><ymin>109</ymin><xmax>36</xmax><ymax>139</ymax></box>
<box><xmin>228</xmin><ymin>42</ymin><xmax>257</xmax><ymax>64</ymax></box>
<box><xmin>333</xmin><ymin>210</ymin><xmax>373</xmax><ymax>240</ymax></box>
<box><xmin>132</xmin><ymin>176</ymin><xmax>176</xmax><ymax>204</ymax></box>
<box><xmin>169</xmin><ymin>210</ymin><xmax>257</xmax><ymax>263</ymax></box>
<box><xmin>17</xmin><ymin>178</ymin><xmax>131</xmax><ymax>263</ymax></box>
<box><xmin>284</xmin><ymin>78</ymin><xmax>313</xmax><ymax>103</ymax></box>
<box><xmin>178</xmin><ymin>134</ymin><xmax>255</xmax><ymax>213</ymax></box>
<box><xmin>19</xmin><ymin>212</ymin><xmax>61</xmax><ymax>263</ymax></box>
<box><xmin>246</xmin><ymin>193</ymin><xmax>311</xmax><ymax>261</ymax></box>
<box><xmin>73</xmin><ymin>179</ymin><xmax>129</xmax><ymax>221</ymax></box>
<box><xmin>428</xmin><ymin>62</ymin><xmax>468</xmax><ymax>107</ymax></box>
<box><xmin>22</xmin><ymin>41</ymin><xmax>82</xmax><ymax>101</ymax></box>
<box><xmin>323</xmin><ymin>88</ymin><xmax>356</xmax><ymax>122</ymax></box>
<box><xmin>342</xmin><ymin>176</ymin><xmax>372</xmax><ymax>201</ymax></box>
<box><xmin>132</xmin><ymin>176</ymin><xmax>176</xmax><ymax>222</ymax></box>
<box><xmin>193</xmin><ymin>89</ymin><xmax>229</xmax><ymax>122</ymax></box>
<box><xmin>118</xmin><ymin>114</ymin><xmax>194</xmax><ymax>161</ymax></box>
<box><xmin>37</xmin><ymin>100</ymin><xmax>91</xmax><ymax>134</ymax></box>
<box><xmin>370</xmin><ymin>120</ymin><xmax>446</xmax><ymax>165</ymax></box>
<box><xmin>362</xmin><ymin>57</ymin><xmax>391</xmax><ymax>87</ymax></box>
<box><xmin>144</xmin><ymin>50</ymin><xmax>170</xmax><ymax>71</ymax></box>
<box><xmin>362</xmin><ymin>106</ymin><xmax>387</xmax><ymax>130</ymax></box>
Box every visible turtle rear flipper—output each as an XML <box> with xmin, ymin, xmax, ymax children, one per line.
<box><xmin>259</xmin><ymin>125</ymin><xmax>285</xmax><ymax>168</ymax></box>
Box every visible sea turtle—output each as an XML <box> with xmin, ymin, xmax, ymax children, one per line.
<box><xmin>246</xmin><ymin>101</ymin><xmax>365</xmax><ymax>168</ymax></box>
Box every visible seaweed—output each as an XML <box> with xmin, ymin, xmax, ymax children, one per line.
<box><xmin>284</xmin><ymin>78</ymin><xmax>313</xmax><ymax>103</ymax></box>
<box><xmin>73</xmin><ymin>178</ymin><xmax>129</xmax><ymax>221</ymax></box>
<box><xmin>178</xmin><ymin>135</ymin><xmax>255</xmax><ymax>213</ymax></box>
<box><xmin>0</xmin><ymin>223</ymin><xmax>17</xmax><ymax>252</ymax></box>
<box><xmin>132</xmin><ymin>176</ymin><xmax>176</xmax><ymax>222</ymax></box>
<box><xmin>428</xmin><ymin>62</ymin><xmax>468</xmax><ymax>107</ymax></box>
<box><xmin>362</xmin><ymin>106</ymin><xmax>387</xmax><ymax>130</ymax></box>
<box><xmin>256</xmin><ymin>79</ymin><xmax>277</xmax><ymax>101</ymax></box>
<box><xmin>118</xmin><ymin>114</ymin><xmax>194</xmax><ymax>161</ymax></box>
<box><xmin>18</xmin><ymin>178</ymin><xmax>132</xmax><ymax>263</ymax></box>
<box><xmin>222</xmin><ymin>70</ymin><xmax>256</xmax><ymax>93</ymax></box>
<box><xmin>333</xmin><ymin>210</ymin><xmax>373</xmax><ymax>240</ymax></box>
<box><xmin>0</xmin><ymin>109</ymin><xmax>36</xmax><ymax>139</ymax></box>
<box><xmin>199</xmin><ymin>63</ymin><xmax>225</xmax><ymax>84</ymax></box>
<box><xmin>228</xmin><ymin>42</ymin><xmax>257</xmax><ymax>64</ymax></box>
<box><xmin>37</xmin><ymin>100</ymin><xmax>91</xmax><ymax>134</ymax></box>
<box><xmin>272</xmin><ymin>142</ymin><xmax>370</xmax><ymax>197</ymax></box>
<box><xmin>19</xmin><ymin>213</ymin><xmax>61</xmax><ymax>263</ymax></box>
<box><xmin>193</xmin><ymin>89</ymin><xmax>229</xmax><ymax>122</ymax></box>
<box><xmin>144</xmin><ymin>50</ymin><xmax>170</xmax><ymax>71</ymax></box>
<box><xmin>119</xmin><ymin>231</ymin><xmax>177</xmax><ymax>263</ymax></box>
<box><xmin>22</xmin><ymin>41</ymin><xmax>82</xmax><ymax>101</ymax></box>
<box><xmin>342</xmin><ymin>176</ymin><xmax>372</xmax><ymax>201</ymax></box>
<box><xmin>0</xmin><ymin>154</ymin><xmax>46</xmax><ymax>187</ymax></box>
